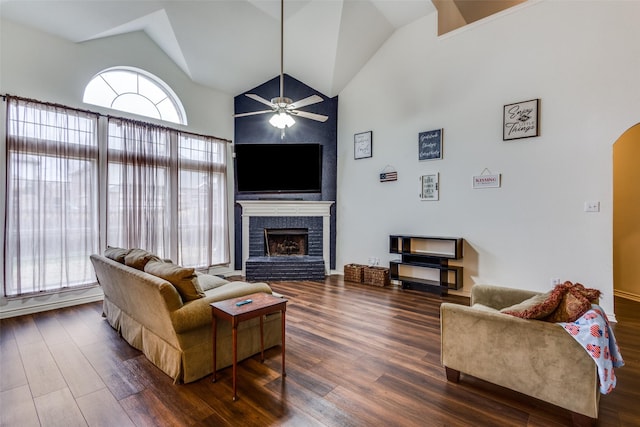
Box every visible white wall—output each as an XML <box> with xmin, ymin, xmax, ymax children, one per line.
<box><xmin>0</xmin><ymin>19</ymin><xmax>235</xmax><ymax>317</ymax></box>
<box><xmin>336</xmin><ymin>0</ymin><xmax>640</xmax><ymax>317</ymax></box>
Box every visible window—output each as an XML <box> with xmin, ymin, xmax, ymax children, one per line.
<box><xmin>106</xmin><ymin>118</ymin><xmax>229</xmax><ymax>268</ymax></box>
<box><xmin>83</xmin><ymin>67</ymin><xmax>187</xmax><ymax>125</ymax></box>
<box><xmin>4</xmin><ymin>98</ymin><xmax>100</xmax><ymax>295</ymax></box>
<box><xmin>178</xmin><ymin>133</ymin><xmax>228</xmax><ymax>267</ymax></box>
<box><xmin>3</xmin><ymin>96</ymin><xmax>228</xmax><ymax>297</ymax></box>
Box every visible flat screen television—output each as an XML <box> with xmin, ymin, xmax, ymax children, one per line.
<box><xmin>235</xmin><ymin>143</ymin><xmax>322</xmax><ymax>194</ymax></box>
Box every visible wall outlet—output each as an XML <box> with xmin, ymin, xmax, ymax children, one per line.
<box><xmin>584</xmin><ymin>201</ymin><xmax>600</xmax><ymax>212</ymax></box>
<box><xmin>550</xmin><ymin>278</ymin><xmax>562</xmax><ymax>287</ymax></box>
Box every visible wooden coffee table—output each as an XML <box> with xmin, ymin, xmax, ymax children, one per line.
<box><xmin>210</xmin><ymin>292</ymin><xmax>287</xmax><ymax>400</ymax></box>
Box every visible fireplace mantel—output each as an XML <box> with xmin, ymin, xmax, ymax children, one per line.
<box><xmin>237</xmin><ymin>201</ymin><xmax>334</xmax><ymax>276</ymax></box>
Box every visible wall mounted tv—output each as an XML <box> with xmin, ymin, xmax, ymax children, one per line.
<box><xmin>235</xmin><ymin>143</ymin><xmax>323</xmax><ymax>194</ymax></box>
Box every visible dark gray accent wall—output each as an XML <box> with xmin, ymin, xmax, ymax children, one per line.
<box><xmin>233</xmin><ymin>74</ymin><xmax>338</xmax><ymax>271</ymax></box>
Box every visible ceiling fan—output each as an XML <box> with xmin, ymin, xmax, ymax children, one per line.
<box><xmin>234</xmin><ymin>0</ymin><xmax>329</xmax><ymax>134</ymax></box>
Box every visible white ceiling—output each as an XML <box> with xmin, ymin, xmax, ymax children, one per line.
<box><xmin>0</xmin><ymin>0</ymin><xmax>437</xmax><ymax>97</ymax></box>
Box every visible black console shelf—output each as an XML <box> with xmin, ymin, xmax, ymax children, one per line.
<box><xmin>389</xmin><ymin>235</ymin><xmax>463</xmax><ymax>295</ymax></box>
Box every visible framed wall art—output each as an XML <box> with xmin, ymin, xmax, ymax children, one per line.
<box><xmin>420</xmin><ymin>173</ymin><xmax>439</xmax><ymax>201</ymax></box>
<box><xmin>503</xmin><ymin>99</ymin><xmax>539</xmax><ymax>140</ymax></box>
<box><xmin>418</xmin><ymin>129</ymin><xmax>443</xmax><ymax>160</ymax></box>
<box><xmin>354</xmin><ymin>131</ymin><xmax>372</xmax><ymax>159</ymax></box>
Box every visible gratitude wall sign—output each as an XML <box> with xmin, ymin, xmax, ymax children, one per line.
<box><xmin>503</xmin><ymin>99</ymin><xmax>539</xmax><ymax>140</ymax></box>
<box><xmin>418</xmin><ymin>129</ymin><xmax>443</xmax><ymax>160</ymax></box>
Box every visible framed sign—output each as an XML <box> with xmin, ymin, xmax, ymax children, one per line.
<box><xmin>473</xmin><ymin>174</ymin><xmax>501</xmax><ymax>189</ymax></box>
<box><xmin>503</xmin><ymin>99</ymin><xmax>539</xmax><ymax>140</ymax></box>
<box><xmin>420</xmin><ymin>173</ymin><xmax>439</xmax><ymax>201</ymax></box>
<box><xmin>354</xmin><ymin>131</ymin><xmax>372</xmax><ymax>159</ymax></box>
<box><xmin>418</xmin><ymin>129</ymin><xmax>443</xmax><ymax>160</ymax></box>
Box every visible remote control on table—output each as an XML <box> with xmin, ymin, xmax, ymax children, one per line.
<box><xmin>235</xmin><ymin>299</ymin><xmax>253</xmax><ymax>306</ymax></box>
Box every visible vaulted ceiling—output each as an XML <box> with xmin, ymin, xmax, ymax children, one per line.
<box><xmin>1</xmin><ymin>0</ymin><xmax>438</xmax><ymax>97</ymax></box>
<box><xmin>0</xmin><ymin>0</ymin><xmax>524</xmax><ymax>97</ymax></box>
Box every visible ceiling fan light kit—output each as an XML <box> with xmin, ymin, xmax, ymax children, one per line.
<box><xmin>234</xmin><ymin>0</ymin><xmax>328</xmax><ymax>136</ymax></box>
<box><xmin>269</xmin><ymin>112</ymin><xmax>295</xmax><ymax>129</ymax></box>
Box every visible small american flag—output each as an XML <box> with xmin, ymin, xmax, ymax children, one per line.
<box><xmin>379</xmin><ymin>171</ymin><xmax>398</xmax><ymax>182</ymax></box>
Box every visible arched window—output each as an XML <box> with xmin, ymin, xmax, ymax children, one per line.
<box><xmin>83</xmin><ymin>67</ymin><xmax>187</xmax><ymax>125</ymax></box>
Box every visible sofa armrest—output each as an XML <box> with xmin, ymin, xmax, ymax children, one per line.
<box><xmin>170</xmin><ymin>281</ymin><xmax>273</xmax><ymax>334</ymax></box>
<box><xmin>471</xmin><ymin>284</ymin><xmax>541</xmax><ymax>310</ymax></box>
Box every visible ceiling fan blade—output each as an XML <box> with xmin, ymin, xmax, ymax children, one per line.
<box><xmin>290</xmin><ymin>110</ymin><xmax>329</xmax><ymax>122</ymax></box>
<box><xmin>234</xmin><ymin>110</ymin><xmax>273</xmax><ymax>118</ymax></box>
<box><xmin>288</xmin><ymin>94</ymin><xmax>324</xmax><ymax>110</ymax></box>
<box><xmin>245</xmin><ymin>93</ymin><xmax>276</xmax><ymax>108</ymax></box>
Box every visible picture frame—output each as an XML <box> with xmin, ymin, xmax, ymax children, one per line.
<box><xmin>354</xmin><ymin>131</ymin><xmax>372</xmax><ymax>159</ymax></box>
<box><xmin>503</xmin><ymin>99</ymin><xmax>540</xmax><ymax>140</ymax></box>
<box><xmin>418</xmin><ymin>129</ymin><xmax>443</xmax><ymax>160</ymax></box>
<box><xmin>420</xmin><ymin>173</ymin><xmax>439</xmax><ymax>201</ymax></box>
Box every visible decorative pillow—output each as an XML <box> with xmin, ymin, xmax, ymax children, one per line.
<box><xmin>544</xmin><ymin>287</ymin><xmax>591</xmax><ymax>323</ymax></box>
<box><xmin>571</xmin><ymin>282</ymin><xmax>601</xmax><ymax>302</ymax></box>
<box><xmin>195</xmin><ymin>272</ymin><xmax>228</xmax><ymax>291</ymax></box>
<box><xmin>144</xmin><ymin>261</ymin><xmax>205</xmax><ymax>302</ymax></box>
<box><xmin>124</xmin><ymin>248</ymin><xmax>161</xmax><ymax>270</ymax></box>
<box><xmin>500</xmin><ymin>290</ymin><xmax>562</xmax><ymax>319</ymax></box>
<box><xmin>104</xmin><ymin>246</ymin><xmax>131</xmax><ymax>263</ymax></box>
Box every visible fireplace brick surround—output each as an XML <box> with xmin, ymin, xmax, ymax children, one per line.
<box><xmin>238</xmin><ymin>201</ymin><xmax>334</xmax><ymax>281</ymax></box>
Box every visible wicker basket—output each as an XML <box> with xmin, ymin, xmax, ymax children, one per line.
<box><xmin>363</xmin><ymin>266</ymin><xmax>390</xmax><ymax>287</ymax></box>
<box><xmin>344</xmin><ymin>264</ymin><xmax>365</xmax><ymax>283</ymax></box>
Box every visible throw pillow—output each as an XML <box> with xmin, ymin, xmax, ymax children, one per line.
<box><xmin>544</xmin><ymin>286</ymin><xmax>592</xmax><ymax>323</ymax></box>
<box><xmin>195</xmin><ymin>272</ymin><xmax>228</xmax><ymax>291</ymax></box>
<box><xmin>104</xmin><ymin>246</ymin><xmax>131</xmax><ymax>263</ymax></box>
<box><xmin>571</xmin><ymin>282</ymin><xmax>601</xmax><ymax>302</ymax></box>
<box><xmin>500</xmin><ymin>290</ymin><xmax>562</xmax><ymax>319</ymax></box>
<box><xmin>124</xmin><ymin>248</ymin><xmax>162</xmax><ymax>270</ymax></box>
<box><xmin>144</xmin><ymin>261</ymin><xmax>205</xmax><ymax>302</ymax></box>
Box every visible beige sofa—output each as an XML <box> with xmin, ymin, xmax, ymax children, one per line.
<box><xmin>90</xmin><ymin>252</ymin><xmax>282</xmax><ymax>384</ymax></box>
<box><xmin>441</xmin><ymin>285</ymin><xmax>599</xmax><ymax>426</ymax></box>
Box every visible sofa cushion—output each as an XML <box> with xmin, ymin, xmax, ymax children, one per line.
<box><xmin>144</xmin><ymin>261</ymin><xmax>205</xmax><ymax>302</ymax></box>
<box><xmin>104</xmin><ymin>246</ymin><xmax>132</xmax><ymax>263</ymax></box>
<box><xmin>124</xmin><ymin>248</ymin><xmax>162</xmax><ymax>270</ymax></box>
<box><xmin>195</xmin><ymin>272</ymin><xmax>228</xmax><ymax>291</ymax></box>
<box><xmin>500</xmin><ymin>290</ymin><xmax>561</xmax><ymax>319</ymax></box>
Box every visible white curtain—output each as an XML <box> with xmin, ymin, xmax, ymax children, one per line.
<box><xmin>3</xmin><ymin>99</ymin><xmax>229</xmax><ymax>297</ymax></box>
<box><xmin>4</xmin><ymin>97</ymin><xmax>99</xmax><ymax>296</ymax></box>
<box><xmin>107</xmin><ymin>118</ymin><xmax>229</xmax><ymax>267</ymax></box>
<box><xmin>178</xmin><ymin>133</ymin><xmax>228</xmax><ymax>268</ymax></box>
<box><xmin>107</xmin><ymin>118</ymin><xmax>172</xmax><ymax>257</ymax></box>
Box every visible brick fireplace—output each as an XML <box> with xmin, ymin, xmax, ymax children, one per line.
<box><xmin>238</xmin><ymin>201</ymin><xmax>334</xmax><ymax>281</ymax></box>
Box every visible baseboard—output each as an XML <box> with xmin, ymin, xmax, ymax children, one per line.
<box><xmin>0</xmin><ymin>292</ymin><xmax>104</xmax><ymax>319</ymax></box>
<box><xmin>614</xmin><ymin>289</ymin><xmax>640</xmax><ymax>302</ymax></box>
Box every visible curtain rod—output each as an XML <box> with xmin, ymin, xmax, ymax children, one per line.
<box><xmin>1</xmin><ymin>93</ymin><xmax>233</xmax><ymax>144</ymax></box>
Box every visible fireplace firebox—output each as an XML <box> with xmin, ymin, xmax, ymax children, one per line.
<box><xmin>264</xmin><ymin>228</ymin><xmax>308</xmax><ymax>256</ymax></box>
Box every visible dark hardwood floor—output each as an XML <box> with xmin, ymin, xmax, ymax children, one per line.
<box><xmin>1</xmin><ymin>276</ymin><xmax>638</xmax><ymax>426</ymax></box>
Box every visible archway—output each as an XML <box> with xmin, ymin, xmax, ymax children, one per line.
<box><xmin>613</xmin><ymin>123</ymin><xmax>640</xmax><ymax>301</ymax></box>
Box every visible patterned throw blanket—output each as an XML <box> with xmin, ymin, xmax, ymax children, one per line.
<box><xmin>559</xmin><ymin>304</ymin><xmax>624</xmax><ymax>394</ymax></box>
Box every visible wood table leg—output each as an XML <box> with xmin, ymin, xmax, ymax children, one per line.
<box><xmin>211</xmin><ymin>313</ymin><xmax>217</xmax><ymax>383</ymax></box>
<box><xmin>260</xmin><ymin>315</ymin><xmax>264</xmax><ymax>362</ymax></box>
<box><xmin>232</xmin><ymin>320</ymin><xmax>238</xmax><ymax>401</ymax></box>
<box><xmin>281</xmin><ymin>310</ymin><xmax>286</xmax><ymax>377</ymax></box>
